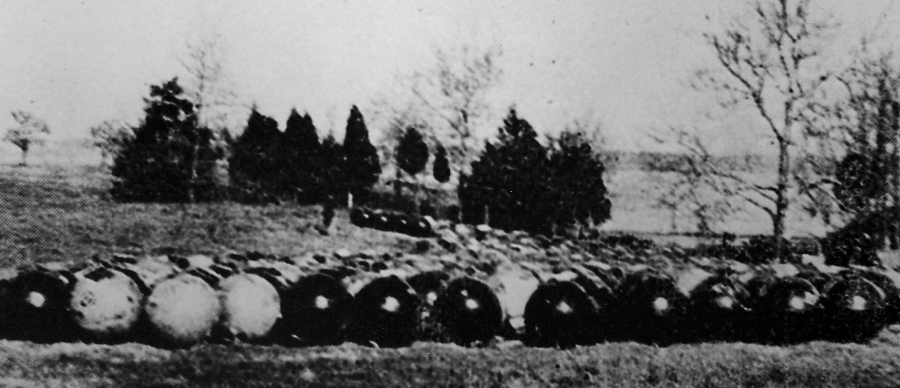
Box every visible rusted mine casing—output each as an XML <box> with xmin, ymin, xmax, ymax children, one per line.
<box><xmin>143</xmin><ymin>263</ymin><xmax>223</xmax><ymax>348</ymax></box>
<box><xmin>68</xmin><ymin>265</ymin><xmax>144</xmax><ymax>343</ymax></box>
<box><xmin>820</xmin><ymin>269</ymin><xmax>891</xmax><ymax>343</ymax></box>
<box><xmin>2</xmin><ymin>265</ymin><xmax>77</xmax><ymax>343</ymax></box>
<box><xmin>523</xmin><ymin>271</ymin><xmax>599</xmax><ymax>348</ymax></box>
<box><xmin>679</xmin><ymin>267</ymin><xmax>753</xmax><ymax>343</ymax></box>
<box><xmin>279</xmin><ymin>272</ymin><xmax>354</xmax><ymax>346</ymax></box>
<box><xmin>485</xmin><ymin>263</ymin><xmax>541</xmax><ymax>339</ymax></box>
<box><xmin>433</xmin><ymin>276</ymin><xmax>503</xmax><ymax>346</ymax></box>
<box><xmin>215</xmin><ymin>272</ymin><xmax>281</xmax><ymax>343</ymax></box>
<box><xmin>609</xmin><ymin>267</ymin><xmax>689</xmax><ymax>346</ymax></box>
<box><xmin>345</xmin><ymin>275</ymin><xmax>422</xmax><ymax>348</ymax></box>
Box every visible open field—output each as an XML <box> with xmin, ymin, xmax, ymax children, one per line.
<box><xmin>1</xmin><ymin>143</ymin><xmax>900</xmax><ymax>387</ymax></box>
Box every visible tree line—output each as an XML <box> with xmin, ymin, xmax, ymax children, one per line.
<box><xmin>102</xmin><ymin>76</ymin><xmax>612</xmax><ymax>237</ymax></box>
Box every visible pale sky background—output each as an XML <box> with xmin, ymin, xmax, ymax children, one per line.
<box><xmin>1</xmin><ymin>0</ymin><xmax>897</xmax><ymax>153</ymax></box>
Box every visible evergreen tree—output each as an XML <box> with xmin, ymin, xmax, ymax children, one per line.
<box><xmin>459</xmin><ymin>109</ymin><xmax>611</xmax><ymax>235</ymax></box>
<box><xmin>319</xmin><ymin>133</ymin><xmax>348</xmax><ymax>205</ymax></box>
<box><xmin>459</xmin><ymin>109</ymin><xmax>553</xmax><ymax>234</ymax></box>
<box><xmin>547</xmin><ymin>131</ymin><xmax>612</xmax><ymax>232</ymax></box>
<box><xmin>277</xmin><ymin>109</ymin><xmax>322</xmax><ymax>202</ymax></box>
<box><xmin>433</xmin><ymin>142</ymin><xmax>451</xmax><ymax>184</ymax></box>
<box><xmin>396</xmin><ymin>127</ymin><xmax>429</xmax><ymax>177</ymax></box>
<box><xmin>111</xmin><ymin>78</ymin><xmax>225</xmax><ymax>202</ymax></box>
<box><xmin>229</xmin><ymin>108</ymin><xmax>282</xmax><ymax>202</ymax></box>
<box><xmin>342</xmin><ymin>105</ymin><xmax>381</xmax><ymax>203</ymax></box>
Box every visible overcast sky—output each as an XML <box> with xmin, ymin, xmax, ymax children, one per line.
<box><xmin>1</xmin><ymin>0</ymin><xmax>897</xmax><ymax>152</ymax></box>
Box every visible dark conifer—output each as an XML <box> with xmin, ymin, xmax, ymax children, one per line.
<box><xmin>229</xmin><ymin>108</ymin><xmax>282</xmax><ymax>202</ymax></box>
<box><xmin>111</xmin><ymin>77</ymin><xmax>225</xmax><ymax>203</ymax></box>
<box><xmin>278</xmin><ymin>109</ymin><xmax>322</xmax><ymax>202</ymax></box>
<box><xmin>342</xmin><ymin>106</ymin><xmax>381</xmax><ymax>204</ymax></box>
<box><xmin>396</xmin><ymin>127</ymin><xmax>429</xmax><ymax>177</ymax></box>
<box><xmin>433</xmin><ymin>142</ymin><xmax>451</xmax><ymax>184</ymax></box>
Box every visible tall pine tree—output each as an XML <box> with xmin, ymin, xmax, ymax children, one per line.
<box><xmin>319</xmin><ymin>133</ymin><xmax>348</xmax><ymax>205</ymax></box>
<box><xmin>433</xmin><ymin>142</ymin><xmax>451</xmax><ymax>184</ymax></box>
<box><xmin>342</xmin><ymin>105</ymin><xmax>381</xmax><ymax>204</ymax></box>
<box><xmin>277</xmin><ymin>109</ymin><xmax>322</xmax><ymax>203</ymax></box>
<box><xmin>459</xmin><ymin>109</ymin><xmax>553</xmax><ymax>234</ymax></box>
<box><xmin>111</xmin><ymin>78</ymin><xmax>225</xmax><ymax>203</ymax></box>
<box><xmin>229</xmin><ymin>108</ymin><xmax>282</xmax><ymax>202</ymax></box>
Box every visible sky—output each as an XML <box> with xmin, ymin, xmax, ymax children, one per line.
<box><xmin>1</xmin><ymin>0</ymin><xmax>897</xmax><ymax>153</ymax></box>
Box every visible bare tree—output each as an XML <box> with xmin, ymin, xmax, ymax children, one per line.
<box><xmin>89</xmin><ymin>119</ymin><xmax>133</xmax><ymax>167</ymax></box>
<box><xmin>4</xmin><ymin>110</ymin><xmax>51</xmax><ymax>166</ymax></box>
<box><xmin>646</xmin><ymin>126</ymin><xmax>741</xmax><ymax>235</ymax></box>
<box><xmin>810</xmin><ymin>36</ymin><xmax>900</xmax><ymax>248</ymax></box>
<box><xmin>177</xmin><ymin>32</ymin><xmax>246</xmax><ymax>203</ymax></box>
<box><xmin>373</xmin><ymin>42</ymin><xmax>503</xmax><ymax>173</ymax></box>
<box><xmin>178</xmin><ymin>33</ymin><xmax>246</xmax><ymax>132</ymax></box>
<box><xmin>695</xmin><ymin>0</ymin><xmax>840</xmax><ymax>258</ymax></box>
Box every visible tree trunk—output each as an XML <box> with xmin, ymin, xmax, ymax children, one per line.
<box><xmin>394</xmin><ymin>169</ymin><xmax>402</xmax><ymax>203</ymax></box>
<box><xmin>773</xmin><ymin>132</ymin><xmax>790</xmax><ymax>262</ymax></box>
<box><xmin>20</xmin><ymin>150</ymin><xmax>28</xmax><ymax>167</ymax></box>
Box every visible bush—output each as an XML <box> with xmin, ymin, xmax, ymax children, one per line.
<box><xmin>111</xmin><ymin>78</ymin><xmax>226</xmax><ymax>203</ymax></box>
<box><xmin>459</xmin><ymin>109</ymin><xmax>611</xmax><ymax>235</ymax></box>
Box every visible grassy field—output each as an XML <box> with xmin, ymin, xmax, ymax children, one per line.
<box><xmin>1</xmin><ymin>335</ymin><xmax>899</xmax><ymax>387</ymax></box>
<box><xmin>1</xmin><ymin>143</ymin><xmax>900</xmax><ymax>387</ymax></box>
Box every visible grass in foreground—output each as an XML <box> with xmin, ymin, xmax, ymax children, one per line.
<box><xmin>0</xmin><ymin>332</ymin><xmax>899</xmax><ymax>388</ymax></box>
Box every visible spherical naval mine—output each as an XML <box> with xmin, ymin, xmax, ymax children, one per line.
<box><xmin>280</xmin><ymin>273</ymin><xmax>353</xmax><ymax>345</ymax></box>
<box><xmin>524</xmin><ymin>279</ymin><xmax>598</xmax><ymax>348</ymax></box>
<box><xmin>752</xmin><ymin>276</ymin><xmax>824</xmax><ymax>345</ymax></box>
<box><xmin>5</xmin><ymin>269</ymin><xmax>76</xmax><ymax>343</ymax></box>
<box><xmin>69</xmin><ymin>267</ymin><xmax>144</xmax><ymax>343</ymax></box>
<box><xmin>820</xmin><ymin>271</ymin><xmax>889</xmax><ymax>343</ymax></box>
<box><xmin>612</xmin><ymin>269</ymin><xmax>688</xmax><ymax>345</ymax></box>
<box><xmin>434</xmin><ymin>277</ymin><xmax>503</xmax><ymax>345</ymax></box>
<box><xmin>349</xmin><ymin>207</ymin><xmax>374</xmax><ymax>228</ymax></box>
<box><xmin>487</xmin><ymin>264</ymin><xmax>541</xmax><ymax>338</ymax></box>
<box><xmin>217</xmin><ymin>273</ymin><xmax>281</xmax><ymax>342</ymax></box>
<box><xmin>346</xmin><ymin>275</ymin><xmax>421</xmax><ymax>348</ymax></box>
<box><xmin>684</xmin><ymin>272</ymin><xmax>752</xmax><ymax>343</ymax></box>
<box><xmin>144</xmin><ymin>273</ymin><xmax>222</xmax><ymax>348</ymax></box>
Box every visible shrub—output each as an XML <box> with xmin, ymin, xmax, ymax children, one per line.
<box><xmin>396</xmin><ymin>127</ymin><xmax>429</xmax><ymax>177</ymax></box>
